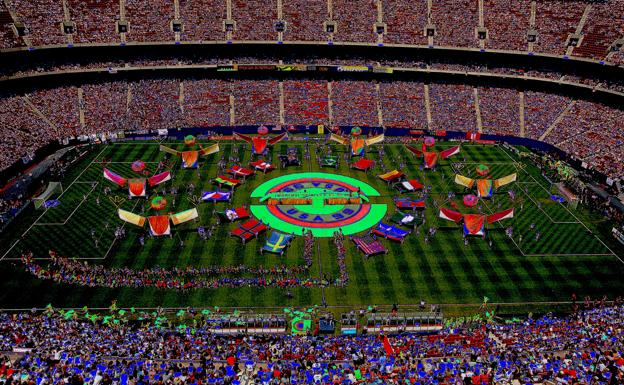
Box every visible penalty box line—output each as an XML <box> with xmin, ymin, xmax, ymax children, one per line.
<box><xmin>498</xmin><ymin>145</ymin><xmax>619</xmax><ymax>261</ymax></box>
<box><xmin>0</xmin><ymin>146</ymin><xmax>108</xmax><ymax>262</ymax></box>
<box><xmin>33</xmin><ymin>182</ymin><xmax>99</xmax><ymax>226</ymax></box>
<box><xmin>3</xmin><ymin>198</ymin><xmax>142</xmax><ymax>262</ymax></box>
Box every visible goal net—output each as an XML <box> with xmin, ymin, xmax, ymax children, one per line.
<box><xmin>33</xmin><ymin>182</ymin><xmax>63</xmax><ymax>209</ymax></box>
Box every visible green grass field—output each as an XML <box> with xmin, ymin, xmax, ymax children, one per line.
<box><xmin>1</xmin><ymin>139</ymin><xmax>623</xmax><ymax>310</ymax></box>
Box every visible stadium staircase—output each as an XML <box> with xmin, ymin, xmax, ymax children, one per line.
<box><xmin>566</xmin><ymin>5</ymin><xmax>592</xmax><ymax>56</ymax></box>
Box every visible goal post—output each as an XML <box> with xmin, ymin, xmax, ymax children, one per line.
<box><xmin>33</xmin><ymin>182</ymin><xmax>63</xmax><ymax>209</ymax></box>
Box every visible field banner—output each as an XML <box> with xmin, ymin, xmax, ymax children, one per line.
<box><xmin>487</xmin><ymin>208</ymin><xmax>514</xmax><ymax>223</ymax></box>
<box><xmin>148</xmin><ymin>171</ymin><xmax>171</xmax><ymax>187</ymax></box>
<box><xmin>440</xmin><ymin>145</ymin><xmax>461</xmax><ymax>159</ymax></box>
<box><xmin>463</xmin><ymin>214</ymin><xmax>485</xmax><ymax>236</ymax></box>
<box><xmin>103</xmin><ymin>169</ymin><xmax>127</xmax><ymax>187</ymax></box>
<box><xmin>423</xmin><ymin>152</ymin><xmax>438</xmax><ymax>168</ymax></box>
<box><xmin>455</xmin><ymin>174</ymin><xmax>475</xmax><ymax>188</ymax></box>
<box><xmin>170</xmin><ymin>208</ymin><xmax>199</xmax><ymax>225</ymax></box>
<box><xmin>181</xmin><ymin>151</ymin><xmax>199</xmax><ymax>168</ymax></box>
<box><xmin>317</xmin><ymin>125</ymin><xmax>324</xmax><ymax>135</ymax></box>
<box><xmin>148</xmin><ymin>216</ymin><xmax>171</xmax><ymax>236</ymax></box>
<box><xmin>159</xmin><ymin>145</ymin><xmax>180</xmax><ymax>156</ymax></box>
<box><xmin>439</xmin><ymin>208</ymin><xmax>463</xmax><ymax>223</ymax></box>
<box><xmin>493</xmin><ymin>173</ymin><xmax>517</xmax><ymax>189</ymax></box>
<box><xmin>476</xmin><ymin>179</ymin><xmax>494</xmax><ymax>198</ymax></box>
<box><xmin>118</xmin><ymin>209</ymin><xmax>146</xmax><ymax>227</ymax></box>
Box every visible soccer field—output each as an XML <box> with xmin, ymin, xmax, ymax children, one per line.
<box><xmin>1</xmin><ymin>139</ymin><xmax>623</xmax><ymax>310</ymax></box>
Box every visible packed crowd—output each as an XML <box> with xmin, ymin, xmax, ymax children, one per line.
<box><xmin>19</xmin><ymin>249</ymin><xmax>338</xmax><ymax>290</ymax></box>
<box><xmin>283</xmin><ymin>80</ymin><xmax>329</xmax><ymax>126</ymax></box>
<box><xmin>428</xmin><ymin>83</ymin><xmax>476</xmax><ymax>133</ymax></box>
<box><xmin>179</xmin><ymin>0</ymin><xmax>226</xmax><ymax>42</ymax></box>
<box><xmin>0</xmin><ymin>302</ymin><xmax>623</xmax><ymax>384</ymax></box>
<box><xmin>2</xmin><ymin>0</ymin><xmax>624</xmax><ymax>60</ymax></box>
<box><xmin>231</xmin><ymin>0</ymin><xmax>276</xmax><ymax>41</ymax></box>
<box><xmin>18</xmin><ymin>228</ymin><xmax>348</xmax><ymax>290</ymax></box>
<box><xmin>2</xmin><ymin>78</ymin><xmax>624</xmax><ymax>178</ymax></box>
<box><xmin>381</xmin><ymin>0</ymin><xmax>427</xmax><ymax>46</ymax></box>
<box><xmin>478</xmin><ymin>87</ymin><xmax>519</xmax><ymax>137</ymax></box>
<box><xmin>281</xmin><ymin>0</ymin><xmax>326</xmax><ymax>42</ymax></box>
<box><xmin>430</xmin><ymin>0</ymin><xmax>479</xmax><ymax>49</ymax></box>
<box><xmin>331</xmin><ymin>81</ymin><xmax>378</xmax><ymax>127</ymax></box>
<box><xmin>0</xmin><ymin>197</ymin><xmax>23</xmax><ymax>225</ymax></box>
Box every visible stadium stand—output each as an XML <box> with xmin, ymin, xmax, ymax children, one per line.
<box><xmin>572</xmin><ymin>1</ymin><xmax>624</xmax><ymax>60</ymax></box>
<box><xmin>431</xmin><ymin>0</ymin><xmax>479</xmax><ymax>48</ymax></box>
<box><xmin>183</xmin><ymin>79</ymin><xmax>231</xmax><ymax>128</ymax></box>
<box><xmin>0</xmin><ymin>78</ymin><xmax>622</xmax><ymax>179</ymax></box>
<box><xmin>231</xmin><ymin>0</ymin><xmax>277</xmax><ymax>41</ymax></box>
<box><xmin>127</xmin><ymin>79</ymin><xmax>182</xmax><ymax>130</ymax></box>
<box><xmin>331</xmin><ymin>80</ymin><xmax>378</xmax><ymax>127</ymax></box>
<box><xmin>0</xmin><ymin>303</ymin><xmax>623</xmax><ymax>383</ymax></box>
<box><xmin>378</xmin><ymin>81</ymin><xmax>426</xmax><ymax>129</ymax></box>
<box><xmin>232</xmin><ymin>80</ymin><xmax>279</xmax><ymax>126</ymax></box>
<box><xmin>0</xmin><ymin>2</ymin><xmax>24</xmax><ymax>48</ymax></box>
<box><xmin>483</xmin><ymin>0</ymin><xmax>530</xmax><ymax>51</ymax></box>
<box><xmin>125</xmin><ymin>0</ymin><xmax>174</xmax><ymax>43</ymax></box>
<box><xmin>429</xmin><ymin>83</ymin><xmax>477</xmax><ymax>132</ymax></box>
<box><xmin>281</xmin><ymin>0</ymin><xmax>327</xmax><ymax>42</ymax></box>
<box><xmin>381</xmin><ymin>0</ymin><xmax>428</xmax><ymax>46</ymax></box>
<box><xmin>478</xmin><ymin>86</ymin><xmax>520</xmax><ymax>137</ymax></box>
<box><xmin>179</xmin><ymin>0</ymin><xmax>226</xmax><ymax>42</ymax></box>
<box><xmin>283</xmin><ymin>80</ymin><xmax>329</xmax><ymax>126</ymax></box>
<box><xmin>67</xmin><ymin>0</ymin><xmax>119</xmax><ymax>44</ymax></box>
<box><xmin>533</xmin><ymin>0</ymin><xmax>585</xmax><ymax>55</ymax></box>
<box><xmin>7</xmin><ymin>0</ymin><xmax>66</xmax><ymax>47</ymax></box>
<box><xmin>332</xmin><ymin>0</ymin><xmax>377</xmax><ymax>43</ymax></box>
<box><xmin>82</xmin><ymin>82</ymin><xmax>128</xmax><ymax>134</ymax></box>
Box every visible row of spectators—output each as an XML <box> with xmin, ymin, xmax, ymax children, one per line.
<box><xmin>0</xmin><ymin>303</ymin><xmax>623</xmax><ymax>384</ymax></box>
<box><xmin>2</xmin><ymin>0</ymin><xmax>624</xmax><ymax>60</ymax></box>
<box><xmin>1</xmin><ymin>79</ymin><xmax>622</xmax><ymax>178</ymax></box>
<box><xmin>3</xmin><ymin>55</ymin><xmax>623</xmax><ymax>94</ymax></box>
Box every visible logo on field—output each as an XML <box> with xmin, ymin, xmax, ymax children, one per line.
<box><xmin>250</xmin><ymin>173</ymin><xmax>387</xmax><ymax>237</ymax></box>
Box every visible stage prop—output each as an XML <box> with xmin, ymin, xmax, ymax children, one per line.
<box><xmin>351</xmin><ymin>158</ymin><xmax>375</xmax><ymax>172</ymax></box>
<box><xmin>215</xmin><ymin>207</ymin><xmax>251</xmax><ymax>223</ymax></box>
<box><xmin>351</xmin><ymin>234</ymin><xmax>387</xmax><ymax>257</ymax></box>
<box><xmin>454</xmin><ymin>173</ymin><xmax>517</xmax><ymax>198</ymax></box>
<box><xmin>320</xmin><ymin>155</ymin><xmax>339</xmax><ymax>168</ymax></box>
<box><xmin>233</xmin><ymin>131</ymin><xmax>287</xmax><ymax>156</ymax></box>
<box><xmin>278</xmin><ymin>148</ymin><xmax>301</xmax><ymax>167</ymax></box>
<box><xmin>378</xmin><ymin>170</ymin><xmax>405</xmax><ymax>184</ymax></box>
<box><xmin>405</xmin><ymin>143</ymin><xmax>461</xmax><ymax>168</ymax></box>
<box><xmin>372</xmin><ymin>222</ymin><xmax>411</xmax><ymax>243</ymax></box>
<box><xmin>117</xmin><ymin>208</ymin><xmax>199</xmax><ymax>236</ymax></box>
<box><xmin>249</xmin><ymin>172</ymin><xmax>387</xmax><ymax>237</ymax></box>
<box><xmin>230</xmin><ymin>219</ymin><xmax>268</xmax><ymax>244</ymax></box>
<box><xmin>329</xmin><ymin>128</ymin><xmax>384</xmax><ymax>157</ymax></box>
<box><xmin>394</xmin><ymin>197</ymin><xmax>425</xmax><ymax>210</ymax></box>
<box><xmin>394</xmin><ymin>179</ymin><xmax>424</xmax><ymax>193</ymax></box>
<box><xmin>438</xmin><ymin>207</ymin><xmax>514</xmax><ymax>236</ymax></box>
<box><xmin>261</xmin><ymin>231</ymin><xmax>294</xmax><ymax>256</ymax></box>
<box><xmin>213</xmin><ymin>176</ymin><xmax>242</xmax><ymax>189</ymax></box>
<box><xmin>159</xmin><ymin>143</ymin><xmax>220</xmax><ymax>169</ymax></box>
<box><xmin>250</xmin><ymin>159</ymin><xmax>275</xmax><ymax>173</ymax></box>
<box><xmin>201</xmin><ymin>191</ymin><xmax>232</xmax><ymax>202</ymax></box>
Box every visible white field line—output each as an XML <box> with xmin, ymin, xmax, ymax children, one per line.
<box><xmin>498</xmin><ymin>146</ymin><xmax>620</xmax><ymax>262</ymax></box>
<box><xmin>100</xmin><ymin>199</ymin><xmax>141</xmax><ymax>261</ymax></box>
<box><xmin>4</xmin><ymin>198</ymin><xmax>141</xmax><ymax>262</ymax></box>
<box><xmin>0</xmin><ymin>146</ymin><xmax>108</xmax><ymax>261</ymax></box>
<box><xmin>34</xmin><ymin>182</ymin><xmax>99</xmax><ymax>226</ymax></box>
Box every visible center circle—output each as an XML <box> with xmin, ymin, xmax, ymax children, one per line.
<box><xmin>249</xmin><ymin>172</ymin><xmax>388</xmax><ymax>237</ymax></box>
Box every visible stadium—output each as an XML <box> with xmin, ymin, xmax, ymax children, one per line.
<box><xmin>1</xmin><ymin>0</ymin><xmax>624</xmax><ymax>383</ymax></box>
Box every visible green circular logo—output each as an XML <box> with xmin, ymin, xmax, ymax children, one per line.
<box><xmin>250</xmin><ymin>173</ymin><xmax>387</xmax><ymax>237</ymax></box>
